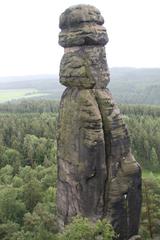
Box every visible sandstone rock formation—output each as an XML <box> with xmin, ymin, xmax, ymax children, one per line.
<box><xmin>57</xmin><ymin>4</ymin><xmax>142</xmax><ymax>240</ymax></box>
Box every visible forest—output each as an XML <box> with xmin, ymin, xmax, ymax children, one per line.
<box><xmin>0</xmin><ymin>99</ymin><xmax>159</xmax><ymax>239</ymax></box>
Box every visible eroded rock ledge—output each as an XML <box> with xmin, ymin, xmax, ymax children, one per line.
<box><xmin>57</xmin><ymin>5</ymin><xmax>142</xmax><ymax>240</ymax></box>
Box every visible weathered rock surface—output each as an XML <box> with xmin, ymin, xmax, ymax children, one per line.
<box><xmin>59</xmin><ymin>4</ymin><xmax>108</xmax><ymax>47</ymax></box>
<box><xmin>60</xmin><ymin>46</ymin><xmax>109</xmax><ymax>88</ymax></box>
<box><xmin>57</xmin><ymin>4</ymin><xmax>142</xmax><ymax>240</ymax></box>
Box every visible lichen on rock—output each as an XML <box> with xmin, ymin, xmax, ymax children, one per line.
<box><xmin>57</xmin><ymin>4</ymin><xmax>142</xmax><ymax>240</ymax></box>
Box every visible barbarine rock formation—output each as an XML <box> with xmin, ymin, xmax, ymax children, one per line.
<box><xmin>57</xmin><ymin>5</ymin><xmax>142</xmax><ymax>240</ymax></box>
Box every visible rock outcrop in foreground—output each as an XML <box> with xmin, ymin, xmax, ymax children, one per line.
<box><xmin>57</xmin><ymin>5</ymin><xmax>142</xmax><ymax>240</ymax></box>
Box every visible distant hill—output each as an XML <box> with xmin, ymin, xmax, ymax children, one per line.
<box><xmin>0</xmin><ymin>68</ymin><xmax>160</xmax><ymax>104</ymax></box>
<box><xmin>109</xmin><ymin>68</ymin><xmax>160</xmax><ymax>104</ymax></box>
<box><xmin>0</xmin><ymin>75</ymin><xmax>61</xmax><ymax>91</ymax></box>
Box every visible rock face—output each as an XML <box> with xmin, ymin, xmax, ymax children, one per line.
<box><xmin>57</xmin><ymin>4</ymin><xmax>142</xmax><ymax>240</ymax></box>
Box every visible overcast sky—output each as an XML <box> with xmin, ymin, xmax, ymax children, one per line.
<box><xmin>0</xmin><ymin>0</ymin><xmax>160</xmax><ymax>77</ymax></box>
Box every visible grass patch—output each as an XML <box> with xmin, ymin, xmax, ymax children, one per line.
<box><xmin>0</xmin><ymin>89</ymin><xmax>49</xmax><ymax>102</ymax></box>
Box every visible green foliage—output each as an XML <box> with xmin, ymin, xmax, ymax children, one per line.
<box><xmin>0</xmin><ymin>112</ymin><xmax>57</xmax><ymax>167</ymax></box>
<box><xmin>140</xmin><ymin>173</ymin><xmax>160</xmax><ymax>239</ymax></box>
<box><xmin>57</xmin><ymin>216</ymin><xmax>115</xmax><ymax>240</ymax></box>
<box><xmin>57</xmin><ymin>217</ymin><xmax>94</xmax><ymax>240</ymax></box>
<box><xmin>150</xmin><ymin>148</ymin><xmax>159</xmax><ymax>171</ymax></box>
<box><xmin>1</xmin><ymin>148</ymin><xmax>22</xmax><ymax>174</ymax></box>
<box><xmin>0</xmin><ymin>164</ymin><xmax>57</xmax><ymax>239</ymax></box>
<box><xmin>95</xmin><ymin>219</ymin><xmax>116</xmax><ymax>240</ymax></box>
<box><xmin>123</xmin><ymin>114</ymin><xmax>160</xmax><ymax>171</ymax></box>
<box><xmin>23</xmin><ymin>134</ymin><xmax>56</xmax><ymax>166</ymax></box>
<box><xmin>0</xmin><ymin>165</ymin><xmax>13</xmax><ymax>184</ymax></box>
<box><xmin>23</xmin><ymin>178</ymin><xmax>43</xmax><ymax>212</ymax></box>
<box><xmin>0</xmin><ymin>187</ymin><xmax>26</xmax><ymax>224</ymax></box>
<box><xmin>0</xmin><ymin>221</ymin><xmax>19</xmax><ymax>240</ymax></box>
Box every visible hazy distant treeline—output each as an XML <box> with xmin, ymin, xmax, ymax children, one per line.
<box><xmin>109</xmin><ymin>68</ymin><xmax>160</xmax><ymax>105</ymax></box>
<box><xmin>0</xmin><ymin>99</ymin><xmax>59</xmax><ymax>113</ymax></box>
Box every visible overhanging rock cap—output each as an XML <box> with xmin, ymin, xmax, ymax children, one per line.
<box><xmin>59</xmin><ymin>4</ymin><xmax>109</xmax><ymax>47</ymax></box>
<box><xmin>59</xmin><ymin>4</ymin><xmax>104</xmax><ymax>29</ymax></box>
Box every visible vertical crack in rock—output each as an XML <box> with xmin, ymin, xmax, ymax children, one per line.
<box><xmin>57</xmin><ymin>4</ymin><xmax>142</xmax><ymax>240</ymax></box>
<box><xmin>95</xmin><ymin>91</ymin><xmax>112</xmax><ymax>217</ymax></box>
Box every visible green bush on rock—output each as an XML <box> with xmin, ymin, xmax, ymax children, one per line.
<box><xmin>56</xmin><ymin>216</ymin><xmax>115</xmax><ymax>240</ymax></box>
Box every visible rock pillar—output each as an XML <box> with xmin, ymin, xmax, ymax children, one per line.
<box><xmin>57</xmin><ymin>5</ymin><xmax>141</xmax><ymax>240</ymax></box>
